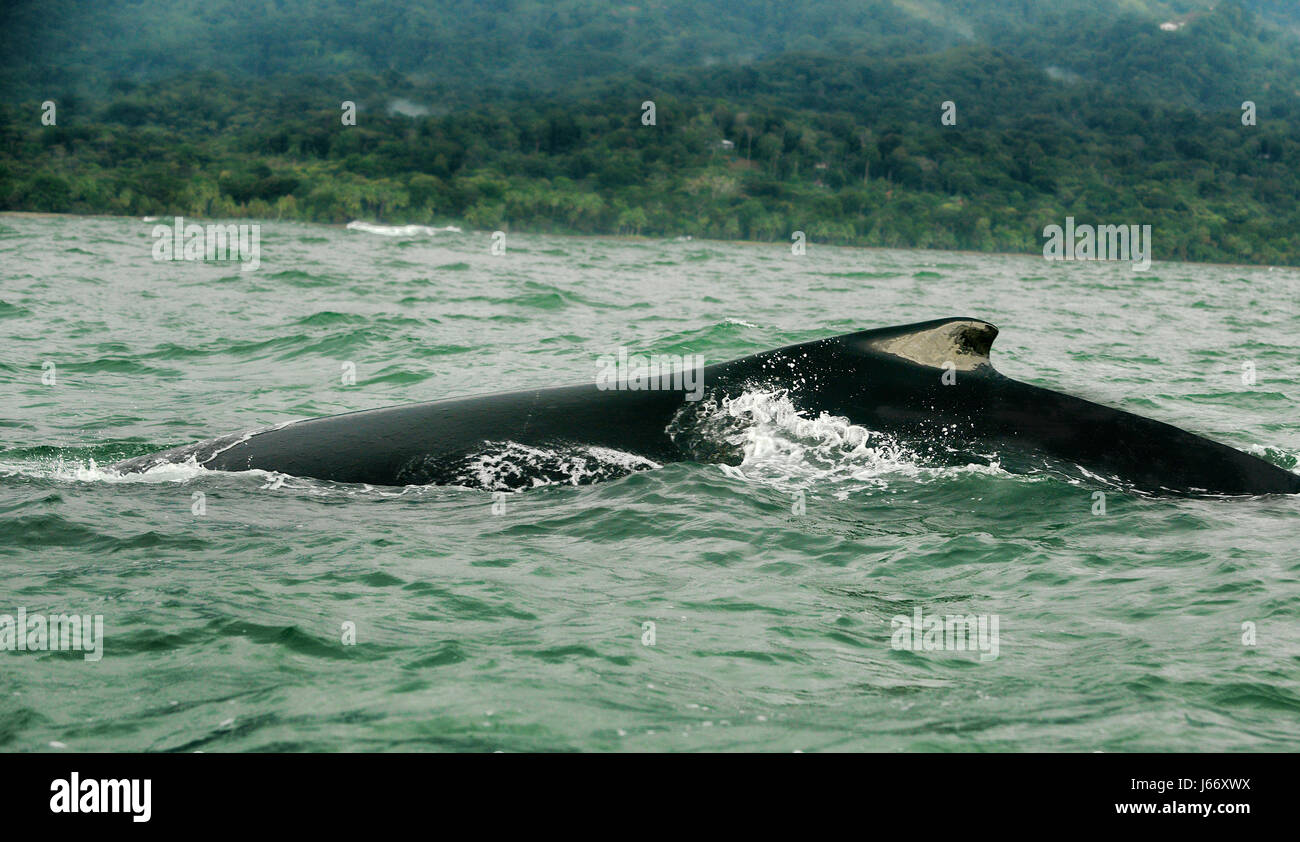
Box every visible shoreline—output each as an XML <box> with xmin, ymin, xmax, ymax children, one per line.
<box><xmin>2</xmin><ymin>210</ymin><xmax>1294</xmax><ymax>272</ymax></box>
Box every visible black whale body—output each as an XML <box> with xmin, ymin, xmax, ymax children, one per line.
<box><xmin>113</xmin><ymin>318</ymin><xmax>1300</xmax><ymax>496</ymax></box>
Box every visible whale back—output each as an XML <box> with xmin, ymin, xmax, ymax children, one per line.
<box><xmin>113</xmin><ymin>317</ymin><xmax>1300</xmax><ymax>495</ymax></box>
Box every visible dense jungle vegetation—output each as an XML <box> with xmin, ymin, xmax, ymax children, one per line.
<box><xmin>2</xmin><ymin>0</ymin><xmax>1299</xmax><ymax>264</ymax></box>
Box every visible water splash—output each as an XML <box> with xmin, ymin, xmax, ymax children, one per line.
<box><xmin>670</xmin><ymin>388</ymin><xmax>1009</xmax><ymax>492</ymax></box>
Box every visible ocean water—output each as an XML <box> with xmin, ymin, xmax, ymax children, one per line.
<box><xmin>2</xmin><ymin>214</ymin><xmax>1298</xmax><ymax>752</ymax></box>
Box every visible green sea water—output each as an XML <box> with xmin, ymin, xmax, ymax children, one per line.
<box><xmin>2</xmin><ymin>214</ymin><xmax>1298</xmax><ymax>752</ymax></box>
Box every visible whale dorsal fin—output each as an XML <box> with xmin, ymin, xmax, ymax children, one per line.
<box><xmin>854</xmin><ymin>318</ymin><xmax>998</xmax><ymax>371</ymax></box>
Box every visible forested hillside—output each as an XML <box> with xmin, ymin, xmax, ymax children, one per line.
<box><xmin>3</xmin><ymin>0</ymin><xmax>1298</xmax><ymax>108</ymax></box>
<box><xmin>2</xmin><ymin>0</ymin><xmax>1299</xmax><ymax>264</ymax></box>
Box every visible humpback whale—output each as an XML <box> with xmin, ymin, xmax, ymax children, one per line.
<box><xmin>113</xmin><ymin>318</ymin><xmax>1300</xmax><ymax>496</ymax></box>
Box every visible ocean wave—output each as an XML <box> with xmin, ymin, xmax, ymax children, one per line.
<box><xmin>345</xmin><ymin>221</ymin><xmax>462</xmax><ymax>237</ymax></box>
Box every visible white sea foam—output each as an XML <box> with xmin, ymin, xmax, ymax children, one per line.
<box><xmin>3</xmin><ymin>455</ymin><xmax>227</xmax><ymax>484</ymax></box>
<box><xmin>451</xmin><ymin>442</ymin><xmax>660</xmax><ymax>491</ymax></box>
<box><xmin>2</xmin><ymin>456</ymin><xmax>365</xmax><ymax>499</ymax></box>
